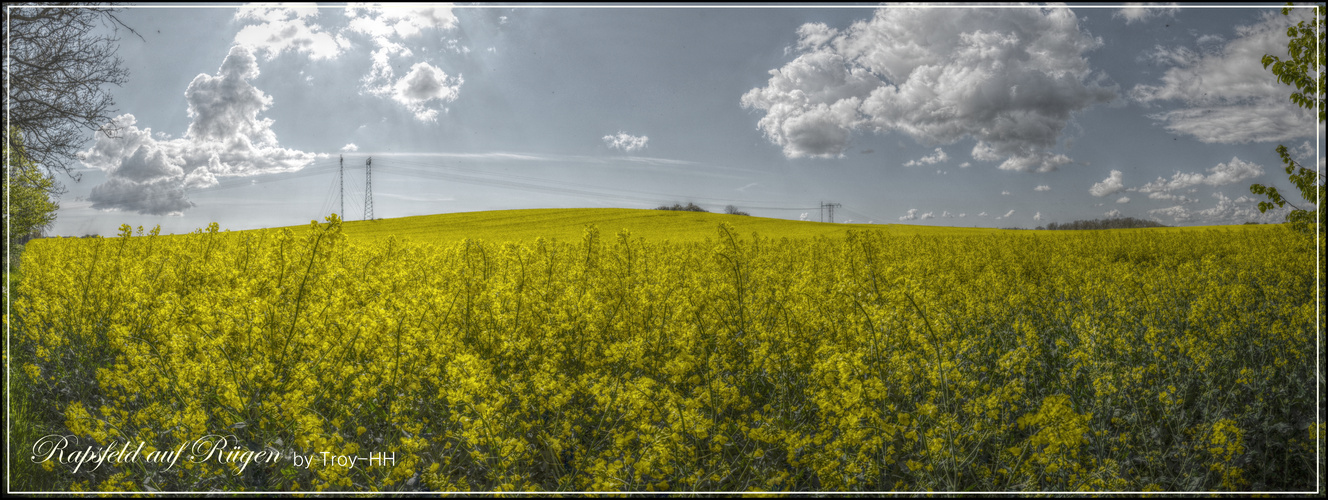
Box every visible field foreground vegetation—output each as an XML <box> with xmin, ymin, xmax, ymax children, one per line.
<box><xmin>8</xmin><ymin>210</ymin><xmax>1322</xmax><ymax>492</ymax></box>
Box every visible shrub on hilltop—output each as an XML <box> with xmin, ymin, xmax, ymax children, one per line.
<box><xmin>656</xmin><ymin>202</ymin><xmax>709</xmax><ymax>213</ymax></box>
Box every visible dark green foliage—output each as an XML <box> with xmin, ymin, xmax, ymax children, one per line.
<box><xmin>1250</xmin><ymin>4</ymin><xmax>1323</xmax><ymax>235</ymax></box>
<box><xmin>1250</xmin><ymin>145</ymin><xmax>1323</xmax><ymax>235</ymax></box>
<box><xmin>5</xmin><ymin>127</ymin><xmax>60</xmax><ymax>268</ymax></box>
<box><xmin>1261</xmin><ymin>4</ymin><xmax>1325</xmax><ymax>123</ymax></box>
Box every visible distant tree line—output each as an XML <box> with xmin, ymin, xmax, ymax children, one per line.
<box><xmin>1036</xmin><ymin>217</ymin><xmax>1169</xmax><ymax>230</ymax></box>
<box><xmin>654</xmin><ymin>203</ymin><xmax>751</xmax><ymax>216</ymax></box>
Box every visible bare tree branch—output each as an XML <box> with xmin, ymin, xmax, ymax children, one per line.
<box><xmin>3</xmin><ymin>3</ymin><xmax>136</xmax><ymax>180</ymax></box>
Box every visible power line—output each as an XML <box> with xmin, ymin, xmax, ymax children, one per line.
<box><xmin>183</xmin><ymin>158</ymin><xmax>343</xmax><ymax>193</ymax></box>
<box><xmin>183</xmin><ymin>154</ymin><xmax>836</xmax><ymax>220</ymax></box>
<box><xmin>339</xmin><ymin>154</ymin><xmax>345</xmax><ymax>220</ymax></box>
<box><xmin>376</xmin><ymin>157</ymin><xmax>822</xmax><ymax>212</ymax></box>
<box><xmin>317</xmin><ymin>166</ymin><xmax>339</xmax><ymax>221</ymax></box>
<box><xmin>839</xmin><ymin>206</ymin><xmax>887</xmax><ymax>224</ymax></box>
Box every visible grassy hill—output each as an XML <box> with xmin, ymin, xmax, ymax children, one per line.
<box><xmin>269</xmin><ymin>208</ymin><xmax>1003</xmax><ymax>244</ymax></box>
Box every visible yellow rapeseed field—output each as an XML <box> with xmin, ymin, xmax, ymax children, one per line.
<box><xmin>272</xmin><ymin>208</ymin><xmax>996</xmax><ymax>243</ymax></box>
<box><xmin>8</xmin><ymin>211</ymin><xmax>1321</xmax><ymax>492</ymax></box>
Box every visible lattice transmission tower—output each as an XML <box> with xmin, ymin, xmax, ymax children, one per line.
<box><xmin>364</xmin><ymin>157</ymin><xmax>373</xmax><ymax>221</ymax></box>
<box><xmin>820</xmin><ymin>201</ymin><xmax>841</xmax><ymax>223</ymax></box>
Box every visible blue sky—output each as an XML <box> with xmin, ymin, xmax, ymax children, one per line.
<box><xmin>28</xmin><ymin>3</ymin><xmax>1323</xmax><ymax>236</ymax></box>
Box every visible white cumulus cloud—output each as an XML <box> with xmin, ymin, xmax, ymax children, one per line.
<box><xmin>234</xmin><ymin>5</ymin><xmax>348</xmax><ymax>61</ymax></box>
<box><xmin>1003</xmin><ymin>210</ymin><xmax>1016</xmax><ymax>218</ymax></box>
<box><xmin>109</xmin><ymin>142</ymin><xmax>184</xmax><ymax>183</ymax></box>
<box><xmin>603</xmin><ymin>132</ymin><xmax>649</xmax><ymax>152</ymax></box>
<box><xmin>389</xmin><ymin>62</ymin><xmax>463</xmax><ymax>122</ymax></box>
<box><xmin>1131</xmin><ymin>9</ymin><xmax>1317</xmax><ymax>143</ymax></box>
<box><xmin>1034</xmin><ymin>185</ymin><xmax>1051</xmax><ymax>192</ymax></box>
<box><xmin>1105</xmin><ymin>209</ymin><xmax>1122</xmax><ymax>218</ymax></box>
<box><xmin>1113</xmin><ymin>3</ymin><xmax>1179</xmax><ymax>25</ymax></box>
<box><xmin>899</xmin><ymin>208</ymin><xmax>918</xmax><ymax>221</ymax></box>
<box><xmin>1146</xmin><ymin>192</ymin><xmax>1199</xmax><ymax>204</ymax></box>
<box><xmin>346</xmin><ymin>4</ymin><xmax>463</xmax><ymax>121</ymax></box>
<box><xmin>1132</xmin><ymin>157</ymin><xmax>1264</xmax><ymax>196</ymax></box>
<box><xmin>1090</xmin><ymin>170</ymin><xmax>1125</xmax><ymax>197</ymax></box>
<box><xmin>1148</xmin><ymin>192</ymin><xmax>1288</xmax><ymax>224</ymax></box>
<box><xmin>341</xmin><ymin>143</ymin><xmax>359</xmax><ymax>152</ymax></box>
<box><xmin>1202</xmin><ymin>156</ymin><xmax>1266</xmax><ymax>186</ymax></box>
<box><xmin>904</xmin><ymin>147</ymin><xmax>949</xmax><ymax>167</ymax></box>
<box><xmin>79</xmin><ymin>46</ymin><xmax>317</xmax><ymax>215</ymax></box>
<box><xmin>741</xmin><ymin>7</ymin><xmax>1116</xmax><ymax>170</ymax></box>
<box><xmin>346</xmin><ymin>4</ymin><xmax>457</xmax><ymax>39</ymax></box>
<box><xmin>1117</xmin><ymin>196</ymin><xmax>1131</xmax><ymax>204</ymax></box>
